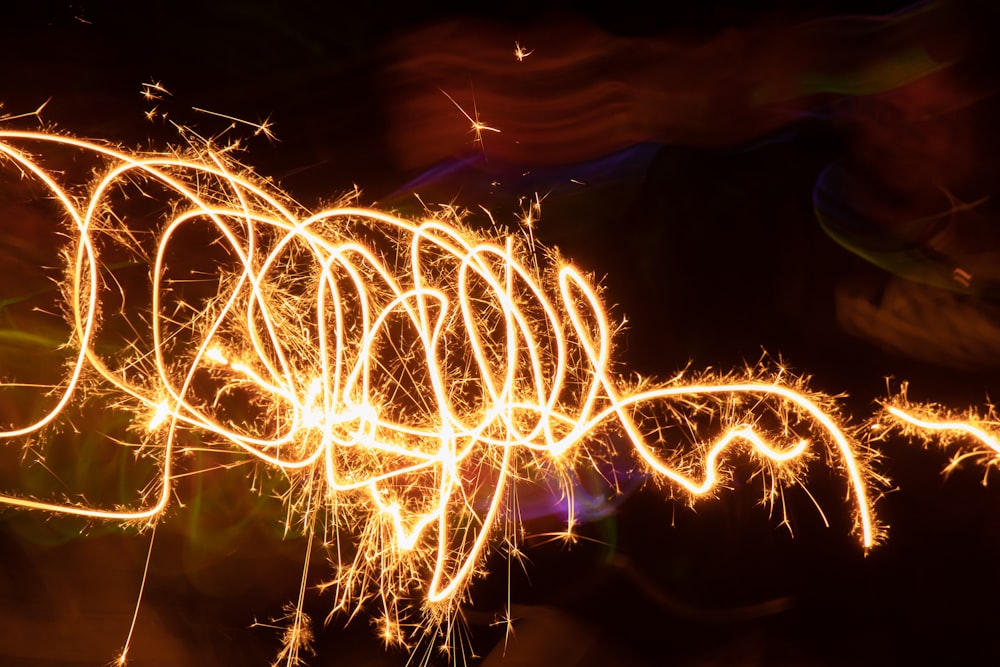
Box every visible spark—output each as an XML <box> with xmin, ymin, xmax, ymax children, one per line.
<box><xmin>148</xmin><ymin>400</ymin><xmax>172</xmax><ymax>430</ymax></box>
<box><xmin>517</xmin><ymin>193</ymin><xmax>545</xmax><ymax>263</ymax></box>
<box><xmin>440</xmin><ymin>88</ymin><xmax>499</xmax><ymax>153</ymax></box>
<box><xmin>140</xmin><ymin>80</ymin><xmax>172</xmax><ymax>101</ymax></box>
<box><xmin>0</xmin><ymin>127</ymin><xmax>880</xmax><ymax>664</ymax></box>
<box><xmin>192</xmin><ymin>106</ymin><xmax>278</xmax><ymax>143</ymax></box>
<box><xmin>513</xmin><ymin>42</ymin><xmax>533</xmax><ymax>62</ymax></box>
<box><xmin>0</xmin><ymin>97</ymin><xmax>49</xmax><ymax>123</ymax></box>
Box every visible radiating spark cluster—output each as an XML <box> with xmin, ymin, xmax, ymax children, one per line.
<box><xmin>441</xmin><ymin>88</ymin><xmax>500</xmax><ymax>154</ymax></box>
<box><xmin>0</xmin><ymin>128</ymin><xmax>881</xmax><ymax>663</ymax></box>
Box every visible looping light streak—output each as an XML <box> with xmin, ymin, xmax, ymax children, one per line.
<box><xmin>0</xmin><ymin>128</ymin><xmax>880</xmax><ymax>662</ymax></box>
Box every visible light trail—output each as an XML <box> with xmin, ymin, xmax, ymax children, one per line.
<box><xmin>882</xmin><ymin>385</ymin><xmax>1000</xmax><ymax>477</ymax></box>
<box><xmin>0</xmin><ymin>128</ymin><xmax>880</xmax><ymax>664</ymax></box>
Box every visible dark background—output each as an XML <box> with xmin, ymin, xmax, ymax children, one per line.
<box><xmin>2</xmin><ymin>1</ymin><xmax>1000</xmax><ymax>665</ymax></box>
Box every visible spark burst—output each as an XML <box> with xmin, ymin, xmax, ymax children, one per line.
<box><xmin>0</xmin><ymin>127</ymin><xmax>883</xmax><ymax>664</ymax></box>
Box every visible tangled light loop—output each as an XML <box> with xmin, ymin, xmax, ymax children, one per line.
<box><xmin>0</xmin><ymin>130</ymin><xmax>879</xmax><ymax>660</ymax></box>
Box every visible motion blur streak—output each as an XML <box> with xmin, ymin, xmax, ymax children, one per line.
<box><xmin>0</xmin><ymin>129</ymin><xmax>879</xmax><ymax>663</ymax></box>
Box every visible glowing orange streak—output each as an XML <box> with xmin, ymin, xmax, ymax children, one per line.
<box><xmin>430</xmin><ymin>439</ymin><xmax>511</xmax><ymax>603</ymax></box>
<box><xmin>606</xmin><ymin>385</ymin><xmax>869</xmax><ymax>530</ymax></box>
<box><xmin>886</xmin><ymin>406</ymin><xmax>1000</xmax><ymax>454</ymax></box>
<box><xmin>0</xmin><ymin>129</ymin><xmax>881</xmax><ymax>662</ymax></box>
<box><xmin>0</xmin><ymin>141</ymin><xmax>98</xmax><ymax>438</ymax></box>
<box><xmin>884</xmin><ymin>402</ymin><xmax>1000</xmax><ymax>478</ymax></box>
<box><xmin>0</xmin><ymin>138</ymin><xmax>174</xmax><ymax>522</ymax></box>
<box><xmin>559</xmin><ymin>266</ymin><xmax>874</xmax><ymax>546</ymax></box>
<box><xmin>152</xmin><ymin>210</ymin><xmax>306</xmax><ymax>457</ymax></box>
<box><xmin>0</xmin><ymin>133</ymin><xmax>308</xmax><ymax>520</ymax></box>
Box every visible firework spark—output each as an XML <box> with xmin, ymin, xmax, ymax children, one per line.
<box><xmin>882</xmin><ymin>384</ymin><xmax>1000</xmax><ymax>479</ymax></box>
<box><xmin>0</xmin><ymin>128</ymin><xmax>880</xmax><ymax>664</ymax></box>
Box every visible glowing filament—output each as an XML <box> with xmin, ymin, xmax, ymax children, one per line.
<box><xmin>0</xmin><ymin>128</ymin><xmax>880</xmax><ymax>662</ymax></box>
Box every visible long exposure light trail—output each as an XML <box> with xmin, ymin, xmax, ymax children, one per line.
<box><xmin>883</xmin><ymin>388</ymin><xmax>1000</xmax><ymax>475</ymax></box>
<box><xmin>0</xmin><ymin>128</ymin><xmax>881</xmax><ymax>663</ymax></box>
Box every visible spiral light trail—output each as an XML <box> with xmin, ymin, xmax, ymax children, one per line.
<box><xmin>0</xmin><ymin>128</ymin><xmax>883</xmax><ymax>664</ymax></box>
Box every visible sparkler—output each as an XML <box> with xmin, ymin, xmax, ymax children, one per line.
<box><xmin>0</xmin><ymin>126</ymin><xmax>882</xmax><ymax>664</ymax></box>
